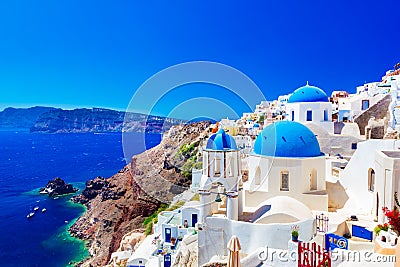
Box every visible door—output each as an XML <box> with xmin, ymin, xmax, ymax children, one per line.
<box><xmin>352</xmin><ymin>225</ymin><xmax>373</xmax><ymax>241</ymax></box>
<box><xmin>362</xmin><ymin>100</ymin><xmax>370</xmax><ymax>110</ymax></box>
<box><xmin>191</xmin><ymin>213</ymin><xmax>198</xmax><ymax>227</ymax></box>
<box><xmin>164</xmin><ymin>254</ymin><xmax>171</xmax><ymax>267</ymax></box>
<box><xmin>165</xmin><ymin>228</ymin><xmax>171</xmax><ymax>243</ymax></box>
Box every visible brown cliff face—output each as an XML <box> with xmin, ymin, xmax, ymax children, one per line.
<box><xmin>69</xmin><ymin>121</ymin><xmax>210</xmax><ymax>266</ymax></box>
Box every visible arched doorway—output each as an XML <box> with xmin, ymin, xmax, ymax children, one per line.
<box><xmin>368</xmin><ymin>168</ymin><xmax>375</xmax><ymax>192</ymax></box>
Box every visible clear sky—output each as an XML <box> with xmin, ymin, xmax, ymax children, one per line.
<box><xmin>0</xmin><ymin>0</ymin><xmax>399</xmax><ymax>119</ymax></box>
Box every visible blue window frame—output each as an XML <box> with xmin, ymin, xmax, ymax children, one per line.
<box><xmin>306</xmin><ymin>110</ymin><xmax>312</xmax><ymax>121</ymax></box>
<box><xmin>324</xmin><ymin>110</ymin><xmax>328</xmax><ymax>121</ymax></box>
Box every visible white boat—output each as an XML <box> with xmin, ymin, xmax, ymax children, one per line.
<box><xmin>33</xmin><ymin>206</ymin><xmax>39</xmax><ymax>211</ymax></box>
<box><xmin>27</xmin><ymin>212</ymin><xmax>35</xmax><ymax>219</ymax></box>
<box><xmin>42</xmin><ymin>208</ymin><xmax>47</xmax><ymax>213</ymax></box>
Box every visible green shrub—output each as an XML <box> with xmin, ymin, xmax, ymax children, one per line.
<box><xmin>191</xmin><ymin>194</ymin><xmax>200</xmax><ymax>201</ymax></box>
<box><xmin>145</xmin><ymin>221</ymin><xmax>153</xmax><ymax>236</ymax></box>
<box><xmin>374</xmin><ymin>223</ymin><xmax>389</xmax><ymax>235</ymax></box>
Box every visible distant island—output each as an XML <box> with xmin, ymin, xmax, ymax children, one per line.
<box><xmin>0</xmin><ymin>106</ymin><xmax>185</xmax><ymax>133</ymax></box>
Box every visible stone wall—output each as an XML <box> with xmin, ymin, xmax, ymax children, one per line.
<box><xmin>354</xmin><ymin>94</ymin><xmax>391</xmax><ymax>135</ymax></box>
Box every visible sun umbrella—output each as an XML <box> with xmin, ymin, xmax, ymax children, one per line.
<box><xmin>227</xmin><ymin>235</ymin><xmax>241</xmax><ymax>267</ymax></box>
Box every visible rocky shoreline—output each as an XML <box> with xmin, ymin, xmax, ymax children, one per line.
<box><xmin>68</xmin><ymin>122</ymin><xmax>210</xmax><ymax>266</ymax></box>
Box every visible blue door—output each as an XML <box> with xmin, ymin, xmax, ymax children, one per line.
<box><xmin>362</xmin><ymin>100</ymin><xmax>370</xmax><ymax>110</ymax></box>
<box><xmin>352</xmin><ymin>225</ymin><xmax>372</xmax><ymax>241</ymax></box>
<box><xmin>191</xmin><ymin>213</ymin><xmax>198</xmax><ymax>227</ymax></box>
<box><xmin>165</xmin><ymin>228</ymin><xmax>171</xmax><ymax>243</ymax></box>
<box><xmin>164</xmin><ymin>254</ymin><xmax>171</xmax><ymax>267</ymax></box>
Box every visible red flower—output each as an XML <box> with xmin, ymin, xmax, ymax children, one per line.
<box><xmin>382</xmin><ymin>207</ymin><xmax>400</xmax><ymax>233</ymax></box>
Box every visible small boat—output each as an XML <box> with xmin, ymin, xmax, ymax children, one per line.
<box><xmin>27</xmin><ymin>212</ymin><xmax>35</xmax><ymax>219</ymax></box>
<box><xmin>42</xmin><ymin>208</ymin><xmax>47</xmax><ymax>213</ymax></box>
<box><xmin>33</xmin><ymin>206</ymin><xmax>39</xmax><ymax>211</ymax></box>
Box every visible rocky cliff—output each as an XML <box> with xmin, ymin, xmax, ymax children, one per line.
<box><xmin>69</xmin><ymin>121</ymin><xmax>210</xmax><ymax>266</ymax></box>
<box><xmin>30</xmin><ymin>108</ymin><xmax>185</xmax><ymax>133</ymax></box>
<box><xmin>0</xmin><ymin>106</ymin><xmax>57</xmax><ymax>129</ymax></box>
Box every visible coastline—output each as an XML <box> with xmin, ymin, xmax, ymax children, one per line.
<box><xmin>23</xmin><ymin>184</ymin><xmax>90</xmax><ymax>266</ymax></box>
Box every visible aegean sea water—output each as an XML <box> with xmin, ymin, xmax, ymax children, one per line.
<box><xmin>0</xmin><ymin>131</ymin><xmax>161</xmax><ymax>267</ymax></box>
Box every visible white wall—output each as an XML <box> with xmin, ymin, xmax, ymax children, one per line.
<box><xmin>374</xmin><ymin>151</ymin><xmax>400</xmax><ymax>223</ymax></box>
<box><xmin>234</xmin><ymin>135</ymin><xmax>254</xmax><ymax>155</ymax></box>
<box><xmin>338</xmin><ymin>139</ymin><xmax>400</xmax><ymax>216</ymax></box>
<box><xmin>161</xmin><ymin>224</ymin><xmax>178</xmax><ymax>242</ymax></box>
<box><xmin>286</xmin><ymin>102</ymin><xmax>333</xmax><ymax>133</ymax></box>
<box><xmin>191</xmin><ymin>168</ymin><xmax>202</xmax><ymax>190</ymax></box>
<box><xmin>127</xmin><ymin>258</ymin><xmax>148</xmax><ymax>267</ymax></box>
<box><xmin>198</xmin><ymin>216</ymin><xmax>315</xmax><ymax>266</ymax></box>
<box><xmin>244</xmin><ymin>155</ymin><xmax>327</xmax><ymax>211</ymax></box>
<box><xmin>181</xmin><ymin>207</ymin><xmax>200</xmax><ymax>227</ymax></box>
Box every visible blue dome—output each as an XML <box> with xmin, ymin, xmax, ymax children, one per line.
<box><xmin>253</xmin><ymin>121</ymin><xmax>322</xmax><ymax>157</ymax></box>
<box><xmin>206</xmin><ymin>129</ymin><xmax>237</xmax><ymax>150</ymax></box>
<box><xmin>287</xmin><ymin>84</ymin><xmax>328</xmax><ymax>103</ymax></box>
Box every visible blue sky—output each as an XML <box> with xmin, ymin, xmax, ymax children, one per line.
<box><xmin>0</xmin><ymin>1</ymin><xmax>399</xmax><ymax>119</ymax></box>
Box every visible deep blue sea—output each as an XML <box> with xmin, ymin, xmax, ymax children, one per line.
<box><xmin>0</xmin><ymin>131</ymin><xmax>161</xmax><ymax>267</ymax></box>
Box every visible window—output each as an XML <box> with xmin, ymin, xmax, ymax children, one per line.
<box><xmin>255</xmin><ymin>167</ymin><xmax>261</xmax><ymax>186</ymax></box>
<box><xmin>310</xmin><ymin>169</ymin><xmax>317</xmax><ymax>191</ymax></box>
<box><xmin>362</xmin><ymin>100</ymin><xmax>370</xmax><ymax>111</ymax></box>
<box><xmin>280</xmin><ymin>171</ymin><xmax>289</xmax><ymax>191</ymax></box>
<box><xmin>323</xmin><ymin>110</ymin><xmax>329</xmax><ymax>121</ymax></box>
<box><xmin>351</xmin><ymin>143</ymin><xmax>357</xmax><ymax>150</ymax></box>
<box><xmin>228</xmin><ymin>157</ymin><xmax>234</xmax><ymax>177</ymax></box>
<box><xmin>368</xmin><ymin>168</ymin><xmax>375</xmax><ymax>192</ymax></box>
<box><xmin>291</xmin><ymin>110</ymin><xmax>295</xmax><ymax>121</ymax></box>
<box><xmin>214</xmin><ymin>156</ymin><xmax>221</xmax><ymax>176</ymax></box>
<box><xmin>306</xmin><ymin>110</ymin><xmax>312</xmax><ymax>121</ymax></box>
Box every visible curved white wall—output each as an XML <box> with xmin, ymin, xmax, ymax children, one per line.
<box><xmin>198</xmin><ymin>216</ymin><xmax>315</xmax><ymax>266</ymax></box>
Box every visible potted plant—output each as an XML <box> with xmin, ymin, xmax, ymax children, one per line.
<box><xmin>374</xmin><ymin>223</ymin><xmax>390</xmax><ymax>236</ymax></box>
<box><xmin>291</xmin><ymin>225</ymin><xmax>299</xmax><ymax>242</ymax></box>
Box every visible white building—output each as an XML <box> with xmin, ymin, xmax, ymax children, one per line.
<box><xmin>336</xmin><ymin>92</ymin><xmax>385</xmax><ymax>122</ymax></box>
<box><xmin>244</xmin><ymin>121</ymin><xmax>328</xmax><ymax>212</ymax></box>
<box><xmin>285</xmin><ymin>83</ymin><xmax>334</xmax><ymax>133</ymax></box>
<box><xmin>233</xmin><ymin>135</ymin><xmax>254</xmax><ymax>155</ymax></box>
<box><xmin>337</xmin><ymin>139</ymin><xmax>400</xmax><ymax>223</ymax></box>
<box><xmin>197</xmin><ymin>121</ymin><xmax>321</xmax><ymax>265</ymax></box>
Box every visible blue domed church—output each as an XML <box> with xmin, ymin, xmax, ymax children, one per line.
<box><xmin>285</xmin><ymin>82</ymin><xmax>334</xmax><ymax>134</ymax></box>
<box><xmin>244</xmin><ymin>121</ymin><xmax>328</xmax><ymax>211</ymax></box>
